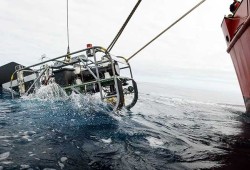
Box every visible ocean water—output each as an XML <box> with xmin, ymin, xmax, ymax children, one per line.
<box><xmin>0</xmin><ymin>82</ymin><xmax>249</xmax><ymax>170</ymax></box>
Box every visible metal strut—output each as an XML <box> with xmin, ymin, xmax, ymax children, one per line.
<box><xmin>107</xmin><ymin>0</ymin><xmax>142</xmax><ymax>52</ymax></box>
<box><xmin>126</xmin><ymin>0</ymin><xmax>206</xmax><ymax>61</ymax></box>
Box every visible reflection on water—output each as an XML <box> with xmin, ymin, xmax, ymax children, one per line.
<box><xmin>0</xmin><ymin>83</ymin><xmax>249</xmax><ymax>169</ymax></box>
<box><xmin>214</xmin><ymin>114</ymin><xmax>250</xmax><ymax>169</ymax></box>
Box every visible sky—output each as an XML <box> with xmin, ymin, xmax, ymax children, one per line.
<box><xmin>0</xmin><ymin>0</ymin><xmax>244</xmax><ymax>103</ymax></box>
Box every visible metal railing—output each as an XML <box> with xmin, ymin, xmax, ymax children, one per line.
<box><xmin>10</xmin><ymin>46</ymin><xmax>134</xmax><ymax>102</ymax></box>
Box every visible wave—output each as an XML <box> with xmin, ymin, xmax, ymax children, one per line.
<box><xmin>0</xmin><ymin>83</ymin><xmax>248</xmax><ymax>169</ymax></box>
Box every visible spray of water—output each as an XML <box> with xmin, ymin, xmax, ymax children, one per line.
<box><xmin>23</xmin><ymin>83</ymin><xmax>68</xmax><ymax>101</ymax></box>
<box><xmin>21</xmin><ymin>83</ymin><xmax>113</xmax><ymax>116</ymax></box>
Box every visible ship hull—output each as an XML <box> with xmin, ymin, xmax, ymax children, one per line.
<box><xmin>222</xmin><ymin>0</ymin><xmax>250</xmax><ymax>113</ymax></box>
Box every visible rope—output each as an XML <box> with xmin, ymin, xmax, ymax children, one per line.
<box><xmin>107</xmin><ymin>0</ymin><xmax>142</xmax><ymax>52</ymax></box>
<box><xmin>66</xmin><ymin>0</ymin><xmax>70</xmax><ymax>57</ymax></box>
<box><xmin>127</xmin><ymin>0</ymin><xmax>206</xmax><ymax>61</ymax></box>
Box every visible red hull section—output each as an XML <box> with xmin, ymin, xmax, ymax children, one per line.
<box><xmin>222</xmin><ymin>0</ymin><xmax>250</xmax><ymax>113</ymax></box>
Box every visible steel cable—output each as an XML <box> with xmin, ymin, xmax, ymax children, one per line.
<box><xmin>127</xmin><ymin>0</ymin><xmax>206</xmax><ymax>61</ymax></box>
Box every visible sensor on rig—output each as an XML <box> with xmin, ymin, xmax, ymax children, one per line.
<box><xmin>86</xmin><ymin>44</ymin><xmax>94</xmax><ymax>57</ymax></box>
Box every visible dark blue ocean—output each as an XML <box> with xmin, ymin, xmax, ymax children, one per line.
<box><xmin>0</xmin><ymin>82</ymin><xmax>250</xmax><ymax>170</ymax></box>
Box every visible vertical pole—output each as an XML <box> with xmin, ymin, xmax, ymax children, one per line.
<box><xmin>93</xmin><ymin>49</ymin><xmax>103</xmax><ymax>100</ymax></box>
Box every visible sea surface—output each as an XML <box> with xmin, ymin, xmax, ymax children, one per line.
<box><xmin>0</xmin><ymin>82</ymin><xmax>250</xmax><ymax>170</ymax></box>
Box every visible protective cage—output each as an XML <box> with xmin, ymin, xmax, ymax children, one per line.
<box><xmin>1</xmin><ymin>46</ymin><xmax>138</xmax><ymax>110</ymax></box>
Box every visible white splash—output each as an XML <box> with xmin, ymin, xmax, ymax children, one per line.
<box><xmin>58</xmin><ymin>161</ymin><xmax>64</xmax><ymax>169</ymax></box>
<box><xmin>60</xmin><ymin>157</ymin><xmax>68</xmax><ymax>162</ymax></box>
<box><xmin>20</xmin><ymin>165</ymin><xmax>30</xmax><ymax>169</ymax></box>
<box><xmin>146</xmin><ymin>137</ymin><xmax>164</xmax><ymax>148</ymax></box>
<box><xmin>22</xmin><ymin>135</ymin><xmax>32</xmax><ymax>142</ymax></box>
<box><xmin>1</xmin><ymin>161</ymin><xmax>13</xmax><ymax>165</ymax></box>
<box><xmin>68</xmin><ymin>92</ymin><xmax>111</xmax><ymax>113</ymax></box>
<box><xmin>0</xmin><ymin>152</ymin><xmax>10</xmax><ymax>161</ymax></box>
<box><xmin>0</xmin><ymin>136</ymin><xmax>11</xmax><ymax>139</ymax></box>
<box><xmin>101</xmin><ymin>138</ymin><xmax>112</xmax><ymax>144</ymax></box>
<box><xmin>23</xmin><ymin>83</ymin><xmax>68</xmax><ymax>101</ymax></box>
<box><xmin>21</xmin><ymin>82</ymin><xmax>111</xmax><ymax>114</ymax></box>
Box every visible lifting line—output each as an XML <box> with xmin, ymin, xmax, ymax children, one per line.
<box><xmin>126</xmin><ymin>0</ymin><xmax>206</xmax><ymax>61</ymax></box>
<box><xmin>107</xmin><ymin>0</ymin><xmax>142</xmax><ymax>52</ymax></box>
<box><xmin>66</xmin><ymin>0</ymin><xmax>70</xmax><ymax>60</ymax></box>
